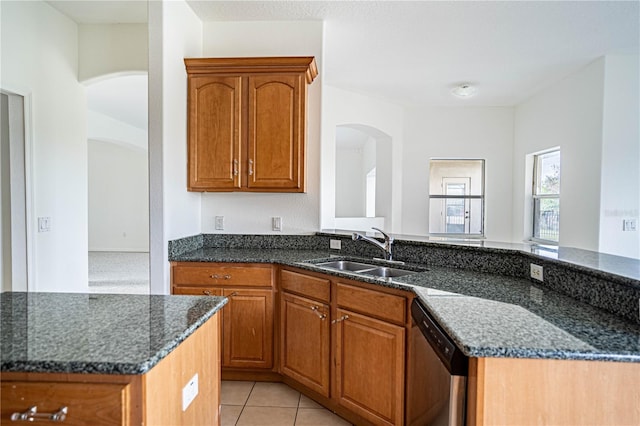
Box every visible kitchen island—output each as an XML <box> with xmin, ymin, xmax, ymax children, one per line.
<box><xmin>1</xmin><ymin>292</ymin><xmax>226</xmax><ymax>425</ymax></box>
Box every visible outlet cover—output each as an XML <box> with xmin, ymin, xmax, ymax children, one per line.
<box><xmin>215</xmin><ymin>216</ymin><xmax>224</xmax><ymax>230</ymax></box>
<box><xmin>623</xmin><ymin>219</ymin><xmax>637</xmax><ymax>231</ymax></box>
<box><xmin>530</xmin><ymin>263</ymin><xmax>543</xmax><ymax>282</ymax></box>
<box><xmin>182</xmin><ymin>373</ymin><xmax>198</xmax><ymax>411</ymax></box>
<box><xmin>330</xmin><ymin>239</ymin><xmax>342</xmax><ymax>250</ymax></box>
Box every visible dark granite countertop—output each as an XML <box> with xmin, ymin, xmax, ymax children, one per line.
<box><xmin>171</xmin><ymin>248</ymin><xmax>640</xmax><ymax>363</ymax></box>
<box><xmin>0</xmin><ymin>292</ymin><xmax>227</xmax><ymax>375</ymax></box>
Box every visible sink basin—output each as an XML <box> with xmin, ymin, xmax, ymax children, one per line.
<box><xmin>314</xmin><ymin>260</ymin><xmax>417</xmax><ymax>279</ymax></box>
<box><xmin>360</xmin><ymin>267</ymin><xmax>415</xmax><ymax>278</ymax></box>
<box><xmin>315</xmin><ymin>260</ymin><xmax>376</xmax><ymax>272</ymax></box>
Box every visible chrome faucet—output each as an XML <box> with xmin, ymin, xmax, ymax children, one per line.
<box><xmin>352</xmin><ymin>227</ymin><xmax>394</xmax><ymax>261</ymax></box>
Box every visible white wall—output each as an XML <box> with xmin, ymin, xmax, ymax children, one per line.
<box><xmin>599</xmin><ymin>54</ymin><xmax>640</xmax><ymax>258</ymax></box>
<box><xmin>1</xmin><ymin>0</ymin><xmax>88</xmax><ymax>292</ymax></box>
<box><xmin>335</xmin><ymin>145</ymin><xmax>366</xmax><ymax>217</ymax></box>
<box><xmin>513</xmin><ymin>59</ymin><xmax>605</xmax><ymax>251</ymax></box>
<box><xmin>321</xmin><ymin>85</ymin><xmax>403</xmax><ymax>232</ymax></box>
<box><xmin>199</xmin><ymin>21</ymin><xmax>323</xmax><ymax>234</ymax></box>
<box><xmin>88</xmin><ymin>139</ymin><xmax>149</xmax><ymax>252</ymax></box>
<box><xmin>402</xmin><ymin>107</ymin><xmax>515</xmax><ymax>241</ymax></box>
<box><xmin>147</xmin><ymin>0</ymin><xmax>203</xmax><ymax>294</ymax></box>
<box><xmin>78</xmin><ymin>24</ymin><xmax>148</xmax><ymax>82</ymax></box>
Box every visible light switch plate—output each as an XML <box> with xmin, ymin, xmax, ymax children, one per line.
<box><xmin>182</xmin><ymin>373</ymin><xmax>198</xmax><ymax>411</ymax></box>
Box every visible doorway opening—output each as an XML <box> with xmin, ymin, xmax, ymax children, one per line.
<box><xmin>85</xmin><ymin>74</ymin><xmax>149</xmax><ymax>294</ymax></box>
<box><xmin>1</xmin><ymin>91</ymin><xmax>30</xmax><ymax>292</ymax></box>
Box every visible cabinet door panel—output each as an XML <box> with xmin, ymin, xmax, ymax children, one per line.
<box><xmin>222</xmin><ymin>288</ymin><xmax>274</xmax><ymax>369</ymax></box>
<box><xmin>334</xmin><ymin>309</ymin><xmax>405</xmax><ymax>426</ymax></box>
<box><xmin>247</xmin><ymin>75</ymin><xmax>304</xmax><ymax>190</ymax></box>
<box><xmin>280</xmin><ymin>292</ymin><xmax>330</xmax><ymax>396</ymax></box>
<box><xmin>188</xmin><ymin>76</ymin><xmax>242</xmax><ymax>190</ymax></box>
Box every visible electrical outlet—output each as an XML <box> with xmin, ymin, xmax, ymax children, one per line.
<box><xmin>530</xmin><ymin>263</ymin><xmax>543</xmax><ymax>281</ymax></box>
<box><xmin>182</xmin><ymin>373</ymin><xmax>198</xmax><ymax>411</ymax></box>
<box><xmin>330</xmin><ymin>239</ymin><xmax>342</xmax><ymax>250</ymax></box>
<box><xmin>215</xmin><ymin>216</ymin><xmax>224</xmax><ymax>230</ymax></box>
<box><xmin>623</xmin><ymin>219</ymin><xmax>637</xmax><ymax>231</ymax></box>
<box><xmin>272</xmin><ymin>216</ymin><xmax>282</xmax><ymax>231</ymax></box>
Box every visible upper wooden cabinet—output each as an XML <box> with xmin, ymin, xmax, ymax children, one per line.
<box><xmin>185</xmin><ymin>57</ymin><xmax>318</xmax><ymax>192</ymax></box>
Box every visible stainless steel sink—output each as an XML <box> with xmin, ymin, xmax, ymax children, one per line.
<box><xmin>360</xmin><ymin>267</ymin><xmax>415</xmax><ymax>278</ymax></box>
<box><xmin>314</xmin><ymin>260</ymin><xmax>377</xmax><ymax>272</ymax></box>
<box><xmin>314</xmin><ymin>260</ymin><xmax>416</xmax><ymax>278</ymax></box>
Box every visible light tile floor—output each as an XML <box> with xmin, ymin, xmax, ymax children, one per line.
<box><xmin>221</xmin><ymin>381</ymin><xmax>352</xmax><ymax>426</ymax></box>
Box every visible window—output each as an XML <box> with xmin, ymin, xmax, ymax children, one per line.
<box><xmin>532</xmin><ymin>150</ymin><xmax>560</xmax><ymax>243</ymax></box>
<box><xmin>429</xmin><ymin>159</ymin><xmax>485</xmax><ymax>236</ymax></box>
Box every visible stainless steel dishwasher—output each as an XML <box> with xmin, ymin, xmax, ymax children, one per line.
<box><xmin>408</xmin><ymin>299</ymin><xmax>468</xmax><ymax>426</ymax></box>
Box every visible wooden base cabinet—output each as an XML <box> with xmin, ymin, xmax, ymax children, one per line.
<box><xmin>467</xmin><ymin>357</ymin><xmax>640</xmax><ymax>426</ymax></box>
<box><xmin>222</xmin><ymin>288</ymin><xmax>274</xmax><ymax>369</ymax></box>
<box><xmin>280</xmin><ymin>268</ymin><xmax>412</xmax><ymax>426</ymax></box>
<box><xmin>1</xmin><ymin>314</ymin><xmax>221</xmax><ymax>426</ymax></box>
<box><xmin>171</xmin><ymin>262</ymin><xmax>275</xmax><ymax>373</ymax></box>
<box><xmin>280</xmin><ymin>292</ymin><xmax>330</xmax><ymax>397</ymax></box>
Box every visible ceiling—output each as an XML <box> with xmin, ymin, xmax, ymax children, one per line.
<box><xmin>47</xmin><ymin>0</ymin><xmax>639</xmax><ymax>107</ymax></box>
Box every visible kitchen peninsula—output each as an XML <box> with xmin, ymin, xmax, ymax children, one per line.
<box><xmin>169</xmin><ymin>232</ymin><xmax>640</xmax><ymax>426</ymax></box>
<box><xmin>1</xmin><ymin>292</ymin><xmax>226</xmax><ymax>425</ymax></box>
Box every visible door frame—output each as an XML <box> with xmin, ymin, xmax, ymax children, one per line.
<box><xmin>1</xmin><ymin>87</ymin><xmax>35</xmax><ymax>292</ymax></box>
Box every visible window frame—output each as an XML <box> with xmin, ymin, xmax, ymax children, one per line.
<box><xmin>428</xmin><ymin>159</ymin><xmax>485</xmax><ymax>238</ymax></box>
<box><xmin>531</xmin><ymin>149</ymin><xmax>560</xmax><ymax>244</ymax></box>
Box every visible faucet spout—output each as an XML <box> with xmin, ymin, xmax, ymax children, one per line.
<box><xmin>352</xmin><ymin>227</ymin><xmax>394</xmax><ymax>261</ymax></box>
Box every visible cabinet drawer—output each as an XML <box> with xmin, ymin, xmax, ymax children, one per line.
<box><xmin>172</xmin><ymin>286</ymin><xmax>222</xmax><ymax>296</ymax></box>
<box><xmin>280</xmin><ymin>270</ymin><xmax>330</xmax><ymax>303</ymax></box>
<box><xmin>1</xmin><ymin>381</ymin><xmax>129</xmax><ymax>425</ymax></box>
<box><xmin>173</xmin><ymin>264</ymin><xmax>272</xmax><ymax>287</ymax></box>
<box><xmin>336</xmin><ymin>283</ymin><xmax>406</xmax><ymax>325</ymax></box>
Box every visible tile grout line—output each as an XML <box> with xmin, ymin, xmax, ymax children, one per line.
<box><xmin>235</xmin><ymin>381</ymin><xmax>256</xmax><ymax>426</ymax></box>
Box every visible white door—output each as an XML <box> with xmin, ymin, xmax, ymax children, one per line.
<box><xmin>442</xmin><ymin>177</ymin><xmax>471</xmax><ymax>234</ymax></box>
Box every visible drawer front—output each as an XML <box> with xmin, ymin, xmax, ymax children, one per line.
<box><xmin>280</xmin><ymin>270</ymin><xmax>330</xmax><ymax>303</ymax></box>
<box><xmin>172</xmin><ymin>286</ymin><xmax>222</xmax><ymax>297</ymax></box>
<box><xmin>1</xmin><ymin>381</ymin><xmax>129</xmax><ymax>426</ymax></box>
<box><xmin>173</xmin><ymin>264</ymin><xmax>272</xmax><ymax>287</ymax></box>
<box><xmin>336</xmin><ymin>283</ymin><xmax>406</xmax><ymax>325</ymax></box>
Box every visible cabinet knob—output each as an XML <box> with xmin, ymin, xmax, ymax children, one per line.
<box><xmin>11</xmin><ymin>406</ymin><xmax>68</xmax><ymax>422</ymax></box>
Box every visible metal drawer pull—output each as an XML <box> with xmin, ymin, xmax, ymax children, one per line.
<box><xmin>210</xmin><ymin>274</ymin><xmax>232</xmax><ymax>280</ymax></box>
<box><xmin>233</xmin><ymin>159</ymin><xmax>239</xmax><ymax>176</ymax></box>
<box><xmin>11</xmin><ymin>406</ymin><xmax>68</xmax><ymax>422</ymax></box>
<box><xmin>331</xmin><ymin>315</ymin><xmax>349</xmax><ymax>324</ymax></box>
<box><xmin>310</xmin><ymin>306</ymin><xmax>327</xmax><ymax>320</ymax></box>
<box><xmin>228</xmin><ymin>292</ymin><xmax>238</xmax><ymax>297</ymax></box>
<box><xmin>248</xmin><ymin>159</ymin><xmax>254</xmax><ymax>176</ymax></box>
<box><xmin>202</xmin><ymin>290</ymin><xmax>211</xmax><ymax>295</ymax></box>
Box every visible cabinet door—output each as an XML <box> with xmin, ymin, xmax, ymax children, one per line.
<box><xmin>247</xmin><ymin>74</ymin><xmax>305</xmax><ymax>191</ymax></box>
<box><xmin>188</xmin><ymin>75</ymin><xmax>242</xmax><ymax>191</ymax></box>
<box><xmin>222</xmin><ymin>288</ymin><xmax>274</xmax><ymax>369</ymax></box>
<box><xmin>280</xmin><ymin>292</ymin><xmax>330</xmax><ymax>397</ymax></box>
<box><xmin>334</xmin><ymin>308</ymin><xmax>405</xmax><ymax>426</ymax></box>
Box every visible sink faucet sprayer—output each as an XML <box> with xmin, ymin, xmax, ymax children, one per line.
<box><xmin>352</xmin><ymin>227</ymin><xmax>394</xmax><ymax>261</ymax></box>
